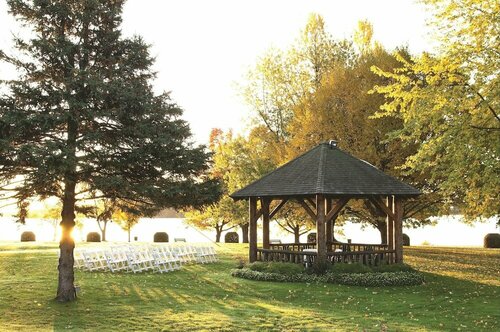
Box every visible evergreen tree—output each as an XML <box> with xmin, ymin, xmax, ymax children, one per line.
<box><xmin>0</xmin><ymin>0</ymin><xmax>220</xmax><ymax>302</ymax></box>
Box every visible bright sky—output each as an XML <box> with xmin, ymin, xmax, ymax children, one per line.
<box><xmin>0</xmin><ymin>0</ymin><xmax>433</xmax><ymax>144</ymax></box>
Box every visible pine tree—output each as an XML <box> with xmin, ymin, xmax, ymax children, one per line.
<box><xmin>0</xmin><ymin>0</ymin><xmax>220</xmax><ymax>302</ymax></box>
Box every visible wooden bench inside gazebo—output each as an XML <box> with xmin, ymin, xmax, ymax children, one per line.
<box><xmin>230</xmin><ymin>141</ymin><xmax>421</xmax><ymax>267</ymax></box>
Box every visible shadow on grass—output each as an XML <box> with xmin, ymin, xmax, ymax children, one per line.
<box><xmin>49</xmin><ymin>261</ymin><xmax>500</xmax><ymax>331</ymax></box>
<box><xmin>1</xmin><ymin>245</ymin><xmax>498</xmax><ymax>331</ymax></box>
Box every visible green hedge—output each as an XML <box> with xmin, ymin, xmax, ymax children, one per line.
<box><xmin>327</xmin><ymin>262</ymin><xmax>372</xmax><ymax>274</ymax></box>
<box><xmin>231</xmin><ymin>268</ymin><xmax>424</xmax><ymax>287</ymax></box>
<box><xmin>248</xmin><ymin>262</ymin><xmax>305</xmax><ymax>275</ymax></box>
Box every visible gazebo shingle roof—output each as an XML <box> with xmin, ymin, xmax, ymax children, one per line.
<box><xmin>230</xmin><ymin>142</ymin><xmax>421</xmax><ymax>199</ymax></box>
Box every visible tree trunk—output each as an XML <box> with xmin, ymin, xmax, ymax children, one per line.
<box><xmin>215</xmin><ymin>227</ymin><xmax>222</xmax><ymax>243</ymax></box>
<box><xmin>101</xmin><ymin>220</ymin><xmax>108</xmax><ymax>242</ymax></box>
<box><xmin>127</xmin><ymin>228</ymin><xmax>131</xmax><ymax>242</ymax></box>
<box><xmin>294</xmin><ymin>228</ymin><xmax>300</xmax><ymax>243</ymax></box>
<box><xmin>240</xmin><ymin>223</ymin><xmax>249</xmax><ymax>243</ymax></box>
<box><xmin>97</xmin><ymin>220</ymin><xmax>108</xmax><ymax>242</ymax></box>
<box><xmin>376</xmin><ymin>219</ymin><xmax>388</xmax><ymax>245</ymax></box>
<box><xmin>56</xmin><ymin>178</ymin><xmax>77</xmax><ymax>302</ymax></box>
<box><xmin>56</xmin><ymin>110</ymin><xmax>78</xmax><ymax>302</ymax></box>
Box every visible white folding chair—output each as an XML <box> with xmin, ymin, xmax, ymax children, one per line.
<box><xmin>74</xmin><ymin>250</ymin><xmax>87</xmax><ymax>270</ymax></box>
<box><xmin>194</xmin><ymin>246</ymin><xmax>211</xmax><ymax>264</ymax></box>
<box><xmin>185</xmin><ymin>245</ymin><xmax>199</xmax><ymax>263</ymax></box>
<box><xmin>125</xmin><ymin>246</ymin><xmax>153</xmax><ymax>273</ymax></box>
<box><xmin>105</xmin><ymin>247</ymin><xmax>129</xmax><ymax>273</ymax></box>
<box><xmin>172</xmin><ymin>245</ymin><xmax>191</xmax><ymax>264</ymax></box>
<box><xmin>150</xmin><ymin>246</ymin><xmax>180</xmax><ymax>273</ymax></box>
<box><xmin>160</xmin><ymin>245</ymin><xmax>182</xmax><ymax>270</ymax></box>
<box><xmin>206</xmin><ymin>246</ymin><xmax>218</xmax><ymax>262</ymax></box>
<box><xmin>82</xmin><ymin>249</ymin><xmax>108</xmax><ymax>271</ymax></box>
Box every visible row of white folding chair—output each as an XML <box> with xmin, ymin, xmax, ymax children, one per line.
<box><xmin>75</xmin><ymin>247</ymin><xmax>126</xmax><ymax>272</ymax></box>
<box><xmin>75</xmin><ymin>246</ymin><xmax>146</xmax><ymax>273</ymax></box>
<box><xmin>74</xmin><ymin>243</ymin><xmax>217</xmax><ymax>272</ymax></box>
<box><xmin>113</xmin><ymin>245</ymin><xmax>181</xmax><ymax>273</ymax></box>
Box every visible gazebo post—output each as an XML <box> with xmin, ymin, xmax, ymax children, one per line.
<box><xmin>394</xmin><ymin>197</ymin><xmax>404</xmax><ymax>263</ymax></box>
<box><xmin>325</xmin><ymin>199</ymin><xmax>332</xmax><ymax>245</ymax></box>
<box><xmin>261</xmin><ymin>198</ymin><xmax>270</xmax><ymax>249</ymax></box>
<box><xmin>316</xmin><ymin>194</ymin><xmax>327</xmax><ymax>265</ymax></box>
<box><xmin>249</xmin><ymin>196</ymin><xmax>258</xmax><ymax>263</ymax></box>
<box><xmin>386</xmin><ymin>195</ymin><xmax>394</xmax><ymax>262</ymax></box>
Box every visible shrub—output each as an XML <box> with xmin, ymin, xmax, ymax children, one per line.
<box><xmin>484</xmin><ymin>233</ymin><xmax>500</xmax><ymax>248</ymax></box>
<box><xmin>235</xmin><ymin>259</ymin><xmax>245</xmax><ymax>269</ymax></box>
<box><xmin>231</xmin><ymin>268</ymin><xmax>424</xmax><ymax>287</ymax></box>
<box><xmin>307</xmin><ymin>233</ymin><xmax>316</xmax><ymax>243</ymax></box>
<box><xmin>154</xmin><ymin>232</ymin><xmax>169</xmax><ymax>243</ymax></box>
<box><xmin>247</xmin><ymin>261</ymin><xmax>268</xmax><ymax>272</ymax></box>
<box><xmin>265</xmin><ymin>262</ymin><xmax>304</xmax><ymax>275</ymax></box>
<box><xmin>231</xmin><ymin>268</ymin><xmax>310</xmax><ymax>283</ymax></box>
<box><xmin>86</xmin><ymin>232</ymin><xmax>101</xmax><ymax>242</ymax></box>
<box><xmin>325</xmin><ymin>271</ymin><xmax>425</xmax><ymax>287</ymax></box>
<box><xmin>328</xmin><ymin>263</ymin><xmax>372</xmax><ymax>274</ymax></box>
<box><xmin>306</xmin><ymin>260</ymin><xmax>331</xmax><ymax>275</ymax></box>
<box><xmin>403</xmin><ymin>233</ymin><xmax>410</xmax><ymax>246</ymax></box>
<box><xmin>247</xmin><ymin>262</ymin><xmax>304</xmax><ymax>275</ymax></box>
<box><xmin>20</xmin><ymin>231</ymin><xmax>36</xmax><ymax>242</ymax></box>
<box><xmin>224</xmin><ymin>232</ymin><xmax>239</xmax><ymax>243</ymax></box>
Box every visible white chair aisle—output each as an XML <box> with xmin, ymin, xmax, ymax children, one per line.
<box><xmin>74</xmin><ymin>243</ymin><xmax>217</xmax><ymax>274</ymax></box>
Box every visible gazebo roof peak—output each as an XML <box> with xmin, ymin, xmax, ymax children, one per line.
<box><xmin>230</xmin><ymin>141</ymin><xmax>421</xmax><ymax>199</ymax></box>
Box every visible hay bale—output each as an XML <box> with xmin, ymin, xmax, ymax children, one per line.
<box><xmin>20</xmin><ymin>231</ymin><xmax>36</xmax><ymax>242</ymax></box>
<box><xmin>403</xmin><ymin>233</ymin><xmax>410</xmax><ymax>246</ymax></box>
<box><xmin>154</xmin><ymin>232</ymin><xmax>169</xmax><ymax>243</ymax></box>
<box><xmin>86</xmin><ymin>232</ymin><xmax>101</xmax><ymax>242</ymax></box>
<box><xmin>225</xmin><ymin>232</ymin><xmax>239</xmax><ymax>243</ymax></box>
<box><xmin>484</xmin><ymin>233</ymin><xmax>500</xmax><ymax>248</ymax></box>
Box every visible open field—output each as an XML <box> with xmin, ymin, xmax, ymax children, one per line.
<box><xmin>0</xmin><ymin>243</ymin><xmax>499</xmax><ymax>331</ymax></box>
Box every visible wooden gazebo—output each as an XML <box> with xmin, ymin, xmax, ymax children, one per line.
<box><xmin>230</xmin><ymin>141</ymin><xmax>421</xmax><ymax>266</ymax></box>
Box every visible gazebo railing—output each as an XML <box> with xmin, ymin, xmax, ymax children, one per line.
<box><xmin>268</xmin><ymin>243</ymin><xmax>317</xmax><ymax>252</ymax></box>
<box><xmin>326</xmin><ymin>250</ymin><xmax>395</xmax><ymax>266</ymax></box>
<box><xmin>268</xmin><ymin>242</ymin><xmax>389</xmax><ymax>253</ymax></box>
<box><xmin>257</xmin><ymin>248</ymin><xmax>396</xmax><ymax>266</ymax></box>
<box><xmin>257</xmin><ymin>248</ymin><xmax>316</xmax><ymax>264</ymax></box>
<box><xmin>328</xmin><ymin>242</ymin><xmax>389</xmax><ymax>252</ymax></box>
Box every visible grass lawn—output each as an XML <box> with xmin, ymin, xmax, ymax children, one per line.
<box><xmin>0</xmin><ymin>243</ymin><xmax>499</xmax><ymax>331</ymax></box>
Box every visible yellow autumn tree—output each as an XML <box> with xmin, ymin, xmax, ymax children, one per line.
<box><xmin>372</xmin><ymin>0</ymin><xmax>500</xmax><ymax>221</ymax></box>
